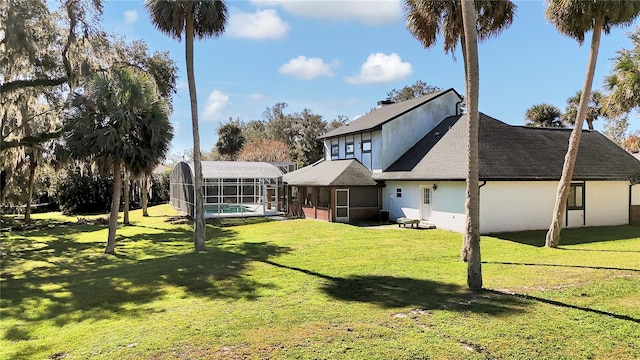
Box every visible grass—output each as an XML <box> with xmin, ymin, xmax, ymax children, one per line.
<box><xmin>1</xmin><ymin>204</ymin><xmax>639</xmax><ymax>359</ymax></box>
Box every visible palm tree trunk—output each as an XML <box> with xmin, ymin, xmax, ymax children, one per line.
<box><xmin>24</xmin><ymin>154</ymin><xmax>37</xmax><ymax>224</ymax></box>
<box><xmin>461</xmin><ymin>0</ymin><xmax>482</xmax><ymax>291</ymax></box>
<box><xmin>186</xmin><ymin>16</ymin><xmax>207</xmax><ymax>251</ymax></box>
<box><xmin>460</xmin><ymin>29</ymin><xmax>469</xmax><ymax>262</ymax></box>
<box><xmin>142</xmin><ymin>173</ymin><xmax>149</xmax><ymax>217</ymax></box>
<box><xmin>106</xmin><ymin>160</ymin><xmax>123</xmax><ymax>255</ymax></box>
<box><xmin>123</xmin><ymin>169</ymin><xmax>130</xmax><ymax>225</ymax></box>
<box><xmin>546</xmin><ymin>19</ymin><xmax>603</xmax><ymax>248</ymax></box>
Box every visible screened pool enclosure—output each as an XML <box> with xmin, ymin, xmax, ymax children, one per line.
<box><xmin>170</xmin><ymin>161</ymin><xmax>293</xmax><ymax>218</ymax></box>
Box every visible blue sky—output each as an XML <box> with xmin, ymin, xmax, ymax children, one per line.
<box><xmin>101</xmin><ymin>0</ymin><xmax>639</xmax><ymax>154</ymax></box>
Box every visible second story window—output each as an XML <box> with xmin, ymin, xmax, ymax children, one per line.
<box><xmin>346</xmin><ymin>142</ymin><xmax>354</xmax><ymax>155</ymax></box>
<box><xmin>362</xmin><ymin>140</ymin><xmax>371</xmax><ymax>153</ymax></box>
<box><xmin>331</xmin><ymin>143</ymin><xmax>339</xmax><ymax>157</ymax></box>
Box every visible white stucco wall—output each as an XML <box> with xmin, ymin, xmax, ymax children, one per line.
<box><xmin>383</xmin><ymin>181</ymin><xmax>421</xmax><ymax>220</ymax></box>
<box><xmin>381</xmin><ymin>92</ymin><xmax>459</xmax><ymax>170</ymax></box>
<box><xmin>479</xmin><ymin>181</ymin><xmax>558</xmax><ymax>233</ymax></box>
<box><xmin>585</xmin><ymin>181</ymin><xmax>629</xmax><ymax>227</ymax></box>
<box><xmin>384</xmin><ymin>180</ymin><xmax>631</xmax><ymax>234</ymax></box>
<box><xmin>479</xmin><ymin>181</ymin><xmax>630</xmax><ymax>233</ymax></box>
<box><xmin>430</xmin><ymin>181</ymin><xmax>466</xmax><ymax>232</ymax></box>
<box><xmin>382</xmin><ymin>181</ymin><xmax>466</xmax><ymax>232</ymax></box>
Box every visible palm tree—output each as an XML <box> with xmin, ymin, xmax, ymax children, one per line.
<box><xmin>216</xmin><ymin>119</ymin><xmax>245</xmax><ymax>160</ymax></box>
<box><xmin>460</xmin><ymin>0</ymin><xmax>482</xmax><ymax>291</ymax></box>
<box><xmin>604</xmin><ymin>28</ymin><xmax>640</xmax><ymax>119</ymax></box>
<box><xmin>524</xmin><ymin>103</ymin><xmax>564</xmax><ymax>128</ymax></box>
<box><xmin>404</xmin><ymin>0</ymin><xmax>516</xmax><ymax>290</ymax></box>
<box><xmin>545</xmin><ymin>0</ymin><xmax>640</xmax><ymax>248</ymax></box>
<box><xmin>65</xmin><ymin>68</ymin><xmax>172</xmax><ymax>254</ymax></box>
<box><xmin>145</xmin><ymin>0</ymin><xmax>228</xmax><ymax>252</ymax></box>
<box><xmin>562</xmin><ymin>90</ymin><xmax>603</xmax><ymax>130</ymax></box>
<box><xmin>404</xmin><ymin>0</ymin><xmax>516</xmax><ymax>64</ymax></box>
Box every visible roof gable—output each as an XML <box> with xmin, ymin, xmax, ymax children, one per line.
<box><xmin>318</xmin><ymin>88</ymin><xmax>462</xmax><ymax>139</ymax></box>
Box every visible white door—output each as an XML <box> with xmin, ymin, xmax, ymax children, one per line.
<box><xmin>422</xmin><ymin>187</ymin><xmax>432</xmax><ymax>221</ymax></box>
<box><xmin>336</xmin><ymin>189</ymin><xmax>349</xmax><ymax>222</ymax></box>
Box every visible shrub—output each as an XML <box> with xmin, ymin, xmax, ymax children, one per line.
<box><xmin>53</xmin><ymin>167</ymin><xmax>170</xmax><ymax>215</ymax></box>
<box><xmin>149</xmin><ymin>172</ymin><xmax>170</xmax><ymax>205</ymax></box>
<box><xmin>54</xmin><ymin>168</ymin><xmax>114</xmax><ymax>214</ymax></box>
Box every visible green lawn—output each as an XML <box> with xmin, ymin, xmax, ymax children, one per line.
<box><xmin>2</xmin><ymin>204</ymin><xmax>639</xmax><ymax>359</ymax></box>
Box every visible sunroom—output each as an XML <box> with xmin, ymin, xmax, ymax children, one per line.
<box><xmin>282</xmin><ymin>159</ymin><xmax>382</xmax><ymax>223</ymax></box>
<box><xmin>170</xmin><ymin>161</ymin><xmax>288</xmax><ymax>218</ymax></box>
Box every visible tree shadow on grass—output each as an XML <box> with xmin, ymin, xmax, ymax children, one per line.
<box><xmin>486</xmin><ymin>290</ymin><xmax>640</xmax><ymax>324</ymax></box>
<box><xmin>483</xmin><ymin>261</ymin><xmax>639</xmax><ymax>273</ymax></box>
<box><xmin>2</xmin><ymin>223</ymin><xmax>291</xmax><ymax>348</ymax></box>
<box><xmin>262</xmin><ymin>261</ymin><xmax>527</xmax><ymax>316</ymax></box>
<box><xmin>489</xmin><ymin>225</ymin><xmax>640</xmax><ymax>248</ymax></box>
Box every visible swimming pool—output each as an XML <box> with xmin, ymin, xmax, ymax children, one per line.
<box><xmin>205</xmin><ymin>204</ymin><xmax>253</xmax><ymax>214</ymax></box>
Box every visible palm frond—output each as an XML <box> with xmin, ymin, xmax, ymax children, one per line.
<box><xmin>145</xmin><ymin>0</ymin><xmax>227</xmax><ymax>41</ymax></box>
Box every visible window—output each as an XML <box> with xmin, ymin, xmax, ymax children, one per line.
<box><xmin>331</xmin><ymin>143</ymin><xmax>339</xmax><ymax>157</ymax></box>
<box><xmin>396</xmin><ymin>188</ymin><xmax>402</xmax><ymax>198</ymax></box>
<box><xmin>350</xmin><ymin>187</ymin><xmax>379</xmax><ymax>207</ymax></box>
<box><xmin>346</xmin><ymin>142</ymin><xmax>354</xmax><ymax>155</ymax></box>
<box><xmin>361</xmin><ymin>140</ymin><xmax>371</xmax><ymax>153</ymax></box>
<box><xmin>567</xmin><ymin>183</ymin><xmax>584</xmax><ymax>210</ymax></box>
<box><xmin>318</xmin><ymin>188</ymin><xmax>330</xmax><ymax>208</ymax></box>
<box><xmin>423</xmin><ymin>188</ymin><xmax>431</xmax><ymax>205</ymax></box>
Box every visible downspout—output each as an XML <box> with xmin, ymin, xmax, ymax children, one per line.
<box><xmin>478</xmin><ymin>181</ymin><xmax>487</xmax><ymax>229</ymax></box>
<box><xmin>629</xmin><ymin>182</ymin><xmax>633</xmax><ymax>225</ymax></box>
<box><xmin>583</xmin><ymin>181</ymin><xmax>586</xmax><ymax>226</ymax></box>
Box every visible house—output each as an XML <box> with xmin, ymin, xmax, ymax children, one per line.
<box><xmin>283</xmin><ymin>88</ymin><xmax>640</xmax><ymax>233</ymax></box>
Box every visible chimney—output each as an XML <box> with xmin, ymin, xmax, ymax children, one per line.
<box><xmin>376</xmin><ymin>99</ymin><xmax>395</xmax><ymax>108</ymax></box>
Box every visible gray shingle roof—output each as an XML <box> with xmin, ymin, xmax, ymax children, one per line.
<box><xmin>283</xmin><ymin>159</ymin><xmax>378</xmax><ymax>186</ymax></box>
<box><xmin>376</xmin><ymin>113</ymin><xmax>640</xmax><ymax>181</ymax></box>
<box><xmin>317</xmin><ymin>88</ymin><xmax>462</xmax><ymax>140</ymax></box>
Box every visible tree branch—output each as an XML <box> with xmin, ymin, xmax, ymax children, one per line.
<box><xmin>2</xmin><ymin>107</ymin><xmax>61</xmax><ymax>140</ymax></box>
<box><xmin>1</xmin><ymin>128</ymin><xmax>64</xmax><ymax>151</ymax></box>
<box><xmin>0</xmin><ymin>77</ymin><xmax>67</xmax><ymax>94</ymax></box>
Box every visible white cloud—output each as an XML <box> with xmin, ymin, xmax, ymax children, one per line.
<box><xmin>227</xmin><ymin>9</ymin><xmax>289</xmax><ymax>40</ymax></box>
<box><xmin>124</xmin><ymin>10</ymin><xmax>138</xmax><ymax>26</ymax></box>
<box><xmin>345</xmin><ymin>52</ymin><xmax>412</xmax><ymax>85</ymax></box>
<box><xmin>250</xmin><ymin>92</ymin><xmax>264</xmax><ymax>100</ymax></box>
<box><xmin>203</xmin><ymin>90</ymin><xmax>230</xmax><ymax>121</ymax></box>
<box><xmin>278</xmin><ymin>56</ymin><xmax>338</xmax><ymax>80</ymax></box>
<box><xmin>252</xmin><ymin>0</ymin><xmax>401</xmax><ymax>25</ymax></box>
